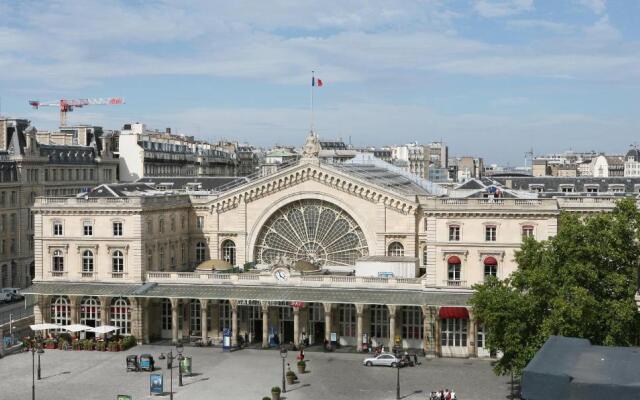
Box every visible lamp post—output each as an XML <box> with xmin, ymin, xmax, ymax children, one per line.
<box><xmin>159</xmin><ymin>350</ymin><xmax>176</xmax><ymax>400</ymax></box>
<box><xmin>176</xmin><ymin>342</ymin><xmax>184</xmax><ymax>387</ymax></box>
<box><xmin>37</xmin><ymin>340</ymin><xmax>44</xmax><ymax>380</ymax></box>
<box><xmin>30</xmin><ymin>338</ymin><xmax>43</xmax><ymax>400</ymax></box>
<box><xmin>280</xmin><ymin>347</ymin><xmax>288</xmax><ymax>393</ymax></box>
<box><xmin>394</xmin><ymin>349</ymin><xmax>401</xmax><ymax>400</ymax></box>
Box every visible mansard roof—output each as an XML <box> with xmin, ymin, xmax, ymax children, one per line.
<box><xmin>137</xmin><ymin>176</ymin><xmax>247</xmax><ymax>191</ymax></box>
<box><xmin>40</xmin><ymin>144</ymin><xmax>96</xmax><ymax>164</ymax></box>
<box><xmin>492</xmin><ymin>176</ymin><xmax>640</xmax><ymax>195</ymax></box>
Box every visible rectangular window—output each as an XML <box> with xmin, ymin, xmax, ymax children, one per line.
<box><xmin>53</xmin><ymin>221</ymin><xmax>63</xmax><ymax>236</ymax></box>
<box><xmin>196</xmin><ymin>216</ymin><xmax>204</xmax><ymax>230</ymax></box>
<box><xmin>485</xmin><ymin>226</ymin><xmax>496</xmax><ymax>242</ymax></box>
<box><xmin>83</xmin><ymin>221</ymin><xmax>93</xmax><ymax>236</ymax></box>
<box><xmin>448</xmin><ymin>263</ymin><xmax>461</xmax><ymax>281</ymax></box>
<box><xmin>448</xmin><ymin>225</ymin><xmax>460</xmax><ymax>241</ymax></box>
<box><xmin>585</xmin><ymin>186</ymin><xmax>599</xmax><ymax>193</ymax></box>
<box><xmin>0</xmin><ymin>192</ymin><xmax>5</xmax><ymax>206</ymax></box>
<box><xmin>159</xmin><ymin>219</ymin><xmax>165</xmax><ymax>233</ymax></box>
<box><xmin>370</xmin><ymin>305</ymin><xmax>389</xmax><ymax>338</ymax></box>
<box><xmin>10</xmin><ymin>213</ymin><xmax>16</xmax><ymax>232</ymax></box>
<box><xmin>560</xmin><ymin>186</ymin><xmax>574</xmax><ymax>193</ymax></box>
<box><xmin>484</xmin><ymin>264</ymin><xmax>497</xmax><ymax>278</ymax></box>
<box><xmin>171</xmin><ymin>217</ymin><xmax>175</xmax><ymax>232</ymax></box>
<box><xmin>401</xmin><ymin>307</ymin><xmax>423</xmax><ymax>340</ymax></box>
<box><xmin>10</xmin><ymin>191</ymin><xmax>16</xmax><ymax>205</ymax></box>
<box><xmin>522</xmin><ymin>225</ymin><xmax>534</xmax><ymax>239</ymax></box>
<box><xmin>113</xmin><ymin>222</ymin><xmax>123</xmax><ymax>236</ymax></box>
<box><xmin>10</xmin><ymin>239</ymin><xmax>15</xmax><ymax>255</ymax></box>
<box><xmin>441</xmin><ymin>318</ymin><xmax>468</xmax><ymax>347</ymax></box>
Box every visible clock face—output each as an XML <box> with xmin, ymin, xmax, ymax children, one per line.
<box><xmin>274</xmin><ymin>268</ymin><xmax>289</xmax><ymax>281</ymax></box>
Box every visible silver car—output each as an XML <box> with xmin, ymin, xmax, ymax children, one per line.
<box><xmin>362</xmin><ymin>353</ymin><xmax>401</xmax><ymax>367</ymax></box>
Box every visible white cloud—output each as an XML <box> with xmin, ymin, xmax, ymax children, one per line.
<box><xmin>473</xmin><ymin>0</ymin><xmax>534</xmax><ymax>18</ymax></box>
<box><xmin>584</xmin><ymin>15</ymin><xmax>620</xmax><ymax>42</ymax></box>
<box><xmin>506</xmin><ymin>19</ymin><xmax>573</xmax><ymax>34</ymax></box>
<box><xmin>575</xmin><ymin>0</ymin><xmax>607</xmax><ymax>15</ymax></box>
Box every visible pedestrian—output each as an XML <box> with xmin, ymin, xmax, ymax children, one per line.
<box><xmin>451</xmin><ymin>391</ymin><xmax>457</xmax><ymax>400</ymax></box>
<box><xmin>444</xmin><ymin>388</ymin><xmax>451</xmax><ymax>400</ymax></box>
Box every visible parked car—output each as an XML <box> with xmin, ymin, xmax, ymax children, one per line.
<box><xmin>362</xmin><ymin>353</ymin><xmax>405</xmax><ymax>367</ymax></box>
<box><xmin>1</xmin><ymin>288</ymin><xmax>23</xmax><ymax>301</ymax></box>
<box><xmin>0</xmin><ymin>292</ymin><xmax>12</xmax><ymax>303</ymax></box>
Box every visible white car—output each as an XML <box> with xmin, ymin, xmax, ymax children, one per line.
<box><xmin>362</xmin><ymin>353</ymin><xmax>402</xmax><ymax>367</ymax></box>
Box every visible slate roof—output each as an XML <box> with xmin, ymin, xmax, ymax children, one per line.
<box><xmin>137</xmin><ymin>176</ymin><xmax>247</xmax><ymax>191</ymax></box>
<box><xmin>492</xmin><ymin>176</ymin><xmax>640</xmax><ymax>195</ymax></box>
<box><xmin>83</xmin><ymin>183</ymin><xmax>160</xmax><ymax>198</ymax></box>
<box><xmin>330</xmin><ymin>163</ymin><xmax>432</xmax><ymax>195</ymax></box>
<box><xmin>521</xmin><ymin>336</ymin><xmax>640</xmax><ymax>400</ymax></box>
<box><xmin>22</xmin><ymin>282</ymin><xmax>472</xmax><ymax>306</ymax></box>
<box><xmin>357</xmin><ymin>256</ymin><xmax>419</xmax><ymax>263</ymax></box>
<box><xmin>40</xmin><ymin>144</ymin><xmax>96</xmax><ymax>164</ymax></box>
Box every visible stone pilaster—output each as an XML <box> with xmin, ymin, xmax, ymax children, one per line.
<box><xmin>200</xmin><ymin>299</ymin><xmax>209</xmax><ymax>345</ymax></box>
<box><xmin>69</xmin><ymin>295</ymin><xmax>79</xmax><ymax>325</ymax></box>
<box><xmin>468</xmin><ymin>308</ymin><xmax>476</xmax><ymax>358</ymax></box>
<box><xmin>261</xmin><ymin>301</ymin><xmax>269</xmax><ymax>348</ymax></box>
<box><xmin>355</xmin><ymin>304</ymin><xmax>365</xmax><ymax>352</ymax></box>
<box><xmin>142</xmin><ymin>298</ymin><xmax>150</xmax><ymax>344</ymax></box>
<box><xmin>323</xmin><ymin>303</ymin><xmax>333</xmax><ymax>342</ymax></box>
<box><xmin>388</xmin><ymin>305</ymin><xmax>397</xmax><ymax>350</ymax></box>
<box><xmin>99</xmin><ymin>296</ymin><xmax>110</xmax><ymax>327</ymax></box>
<box><xmin>434</xmin><ymin>306</ymin><xmax>441</xmax><ymax>357</ymax></box>
<box><xmin>293</xmin><ymin>306</ymin><xmax>300</xmax><ymax>346</ymax></box>
<box><xmin>130</xmin><ymin>298</ymin><xmax>143</xmax><ymax>340</ymax></box>
<box><xmin>421</xmin><ymin>305</ymin><xmax>436</xmax><ymax>357</ymax></box>
<box><xmin>230</xmin><ymin>299</ymin><xmax>238</xmax><ymax>346</ymax></box>
<box><xmin>170</xmin><ymin>298</ymin><xmax>179</xmax><ymax>344</ymax></box>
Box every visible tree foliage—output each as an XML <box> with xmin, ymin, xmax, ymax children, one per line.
<box><xmin>470</xmin><ymin>198</ymin><xmax>640</xmax><ymax>376</ymax></box>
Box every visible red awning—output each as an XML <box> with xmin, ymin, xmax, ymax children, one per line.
<box><xmin>439</xmin><ymin>307</ymin><xmax>469</xmax><ymax>319</ymax></box>
<box><xmin>484</xmin><ymin>256</ymin><xmax>498</xmax><ymax>266</ymax></box>
<box><xmin>447</xmin><ymin>255</ymin><xmax>461</xmax><ymax>264</ymax></box>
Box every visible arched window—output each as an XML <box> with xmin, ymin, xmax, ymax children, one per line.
<box><xmin>387</xmin><ymin>242</ymin><xmax>404</xmax><ymax>257</ymax></box>
<box><xmin>196</xmin><ymin>242</ymin><xmax>206</xmax><ymax>263</ymax></box>
<box><xmin>110</xmin><ymin>297</ymin><xmax>131</xmax><ymax>335</ymax></box>
<box><xmin>51</xmin><ymin>296</ymin><xmax>70</xmax><ymax>326</ymax></box>
<box><xmin>221</xmin><ymin>240</ymin><xmax>236</xmax><ymax>265</ymax></box>
<box><xmin>447</xmin><ymin>256</ymin><xmax>461</xmax><ymax>285</ymax></box>
<box><xmin>80</xmin><ymin>296</ymin><xmax>101</xmax><ymax>327</ymax></box>
<box><xmin>52</xmin><ymin>250</ymin><xmax>64</xmax><ymax>272</ymax></box>
<box><xmin>82</xmin><ymin>250</ymin><xmax>94</xmax><ymax>272</ymax></box>
<box><xmin>112</xmin><ymin>250</ymin><xmax>124</xmax><ymax>273</ymax></box>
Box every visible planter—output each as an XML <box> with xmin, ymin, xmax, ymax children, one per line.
<box><xmin>271</xmin><ymin>393</ymin><xmax>280</xmax><ymax>400</ymax></box>
<box><xmin>286</xmin><ymin>375</ymin><xmax>295</xmax><ymax>385</ymax></box>
<box><xmin>297</xmin><ymin>365</ymin><xmax>305</xmax><ymax>374</ymax></box>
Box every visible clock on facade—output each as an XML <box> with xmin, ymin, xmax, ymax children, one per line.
<box><xmin>273</xmin><ymin>267</ymin><xmax>290</xmax><ymax>281</ymax></box>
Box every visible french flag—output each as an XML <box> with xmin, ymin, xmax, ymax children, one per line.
<box><xmin>312</xmin><ymin>77</ymin><xmax>323</xmax><ymax>87</ymax></box>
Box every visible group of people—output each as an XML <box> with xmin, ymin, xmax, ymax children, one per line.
<box><xmin>429</xmin><ymin>389</ymin><xmax>457</xmax><ymax>400</ymax></box>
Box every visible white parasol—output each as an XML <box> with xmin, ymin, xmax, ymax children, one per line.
<box><xmin>29</xmin><ymin>323</ymin><xmax>60</xmax><ymax>331</ymax></box>
<box><xmin>61</xmin><ymin>324</ymin><xmax>92</xmax><ymax>333</ymax></box>
<box><xmin>87</xmin><ymin>325</ymin><xmax>119</xmax><ymax>334</ymax></box>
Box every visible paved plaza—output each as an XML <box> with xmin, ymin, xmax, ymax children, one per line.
<box><xmin>0</xmin><ymin>345</ymin><xmax>511</xmax><ymax>400</ymax></box>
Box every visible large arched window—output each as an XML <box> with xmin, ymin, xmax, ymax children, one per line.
<box><xmin>80</xmin><ymin>296</ymin><xmax>101</xmax><ymax>327</ymax></box>
<box><xmin>51</xmin><ymin>296</ymin><xmax>70</xmax><ymax>326</ymax></box>
<box><xmin>387</xmin><ymin>242</ymin><xmax>404</xmax><ymax>257</ymax></box>
<box><xmin>110</xmin><ymin>297</ymin><xmax>131</xmax><ymax>335</ymax></box>
<box><xmin>484</xmin><ymin>256</ymin><xmax>498</xmax><ymax>278</ymax></box>
<box><xmin>52</xmin><ymin>250</ymin><xmax>64</xmax><ymax>272</ymax></box>
<box><xmin>112</xmin><ymin>250</ymin><xmax>124</xmax><ymax>273</ymax></box>
<box><xmin>221</xmin><ymin>240</ymin><xmax>236</xmax><ymax>266</ymax></box>
<box><xmin>196</xmin><ymin>242</ymin><xmax>207</xmax><ymax>263</ymax></box>
<box><xmin>82</xmin><ymin>250</ymin><xmax>94</xmax><ymax>273</ymax></box>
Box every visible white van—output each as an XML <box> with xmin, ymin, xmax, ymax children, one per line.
<box><xmin>0</xmin><ymin>292</ymin><xmax>12</xmax><ymax>303</ymax></box>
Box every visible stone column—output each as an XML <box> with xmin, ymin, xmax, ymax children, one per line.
<box><xmin>33</xmin><ymin>295</ymin><xmax>44</xmax><ymax>324</ymax></box>
<box><xmin>261</xmin><ymin>301</ymin><xmax>269</xmax><ymax>348</ymax></box>
<box><xmin>130</xmin><ymin>298</ymin><xmax>143</xmax><ymax>340</ymax></box>
<box><xmin>143</xmin><ymin>298</ymin><xmax>150</xmax><ymax>344</ymax></box>
<box><xmin>388</xmin><ymin>305</ymin><xmax>397</xmax><ymax>350</ymax></box>
<box><xmin>99</xmin><ymin>296</ymin><xmax>109</xmax><ymax>327</ymax></box>
<box><xmin>170</xmin><ymin>298</ymin><xmax>179</xmax><ymax>344</ymax></box>
<box><xmin>323</xmin><ymin>303</ymin><xmax>332</xmax><ymax>343</ymax></box>
<box><xmin>468</xmin><ymin>308</ymin><xmax>476</xmax><ymax>358</ymax></box>
<box><xmin>355</xmin><ymin>304</ymin><xmax>365</xmax><ymax>352</ymax></box>
<box><xmin>293</xmin><ymin>307</ymin><xmax>300</xmax><ymax>346</ymax></box>
<box><xmin>69</xmin><ymin>295</ymin><xmax>79</xmax><ymax>325</ymax></box>
<box><xmin>421</xmin><ymin>305</ymin><xmax>435</xmax><ymax>357</ymax></box>
<box><xmin>434</xmin><ymin>306</ymin><xmax>441</xmax><ymax>357</ymax></box>
<box><xmin>230</xmin><ymin>300</ymin><xmax>238</xmax><ymax>347</ymax></box>
<box><xmin>200</xmin><ymin>299</ymin><xmax>209</xmax><ymax>345</ymax></box>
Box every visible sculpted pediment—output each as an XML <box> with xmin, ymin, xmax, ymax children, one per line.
<box><xmin>207</xmin><ymin>160</ymin><xmax>419</xmax><ymax>215</ymax></box>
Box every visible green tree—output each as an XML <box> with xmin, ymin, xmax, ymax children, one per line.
<box><xmin>470</xmin><ymin>198</ymin><xmax>640</xmax><ymax>376</ymax></box>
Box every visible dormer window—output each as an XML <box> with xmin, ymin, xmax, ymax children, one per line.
<box><xmin>529</xmin><ymin>184</ymin><xmax>544</xmax><ymax>193</ymax></box>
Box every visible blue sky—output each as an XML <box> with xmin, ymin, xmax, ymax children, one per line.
<box><xmin>0</xmin><ymin>0</ymin><xmax>639</xmax><ymax>164</ymax></box>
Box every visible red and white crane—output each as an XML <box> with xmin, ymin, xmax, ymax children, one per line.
<box><xmin>28</xmin><ymin>97</ymin><xmax>125</xmax><ymax>126</ymax></box>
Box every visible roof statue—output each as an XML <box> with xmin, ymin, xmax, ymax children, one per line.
<box><xmin>302</xmin><ymin>131</ymin><xmax>320</xmax><ymax>158</ymax></box>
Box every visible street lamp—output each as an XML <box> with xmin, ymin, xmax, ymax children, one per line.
<box><xmin>280</xmin><ymin>347</ymin><xmax>288</xmax><ymax>393</ymax></box>
<box><xmin>176</xmin><ymin>342</ymin><xmax>184</xmax><ymax>387</ymax></box>
<box><xmin>394</xmin><ymin>348</ymin><xmax>401</xmax><ymax>400</ymax></box>
<box><xmin>159</xmin><ymin>348</ymin><xmax>177</xmax><ymax>400</ymax></box>
<box><xmin>37</xmin><ymin>341</ymin><xmax>44</xmax><ymax>380</ymax></box>
<box><xmin>30</xmin><ymin>338</ymin><xmax>43</xmax><ymax>400</ymax></box>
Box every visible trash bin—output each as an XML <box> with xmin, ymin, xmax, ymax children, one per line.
<box><xmin>179</xmin><ymin>356</ymin><xmax>192</xmax><ymax>376</ymax></box>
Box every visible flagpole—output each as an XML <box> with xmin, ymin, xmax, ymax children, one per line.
<box><xmin>311</xmin><ymin>70</ymin><xmax>315</xmax><ymax>134</ymax></box>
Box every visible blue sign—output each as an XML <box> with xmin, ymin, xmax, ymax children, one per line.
<box><xmin>378</xmin><ymin>272</ymin><xmax>394</xmax><ymax>278</ymax></box>
<box><xmin>150</xmin><ymin>374</ymin><xmax>163</xmax><ymax>394</ymax></box>
<box><xmin>223</xmin><ymin>328</ymin><xmax>232</xmax><ymax>351</ymax></box>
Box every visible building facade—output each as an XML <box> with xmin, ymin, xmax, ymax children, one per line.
<box><xmin>0</xmin><ymin>118</ymin><xmax>118</xmax><ymax>289</ymax></box>
<box><xmin>27</xmin><ymin>134</ymin><xmax>625</xmax><ymax>358</ymax></box>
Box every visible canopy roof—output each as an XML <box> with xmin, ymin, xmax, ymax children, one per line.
<box><xmin>62</xmin><ymin>324</ymin><xmax>92</xmax><ymax>332</ymax></box>
<box><xmin>521</xmin><ymin>336</ymin><xmax>640</xmax><ymax>400</ymax></box>
<box><xmin>195</xmin><ymin>259</ymin><xmax>233</xmax><ymax>271</ymax></box>
<box><xmin>88</xmin><ymin>325</ymin><xmax>119</xmax><ymax>334</ymax></box>
<box><xmin>30</xmin><ymin>323</ymin><xmax>59</xmax><ymax>331</ymax></box>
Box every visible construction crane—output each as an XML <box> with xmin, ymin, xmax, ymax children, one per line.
<box><xmin>28</xmin><ymin>97</ymin><xmax>124</xmax><ymax>126</ymax></box>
